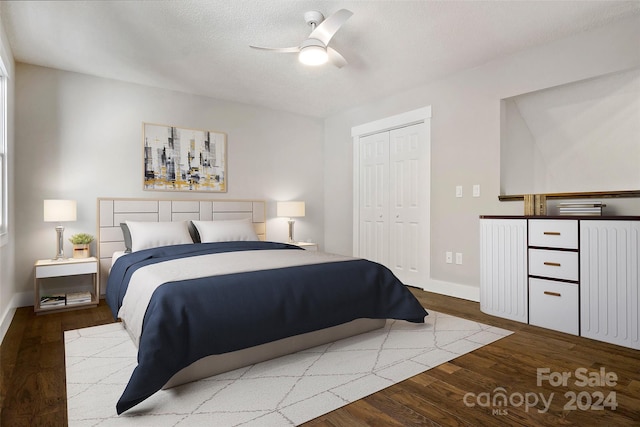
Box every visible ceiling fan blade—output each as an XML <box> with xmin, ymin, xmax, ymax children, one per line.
<box><xmin>249</xmin><ymin>45</ymin><xmax>300</xmax><ymax>53</ymax></box>
<box><xmin>327</xmin><ymin>47</ymin><xmax>348</xmax><ymax>68</ymax></box>
<box><xmin>309</xmin><ymin>9</ymin><xmax>353</xmax><ymax>46</ymax></box>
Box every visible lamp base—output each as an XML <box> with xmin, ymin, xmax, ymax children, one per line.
<box><xmin>53</xmin><ymin>225</ymin><xmax>66</xmax><ymax>260</ymax></box>
<box><xmin>287</xmin><ymin>219</ymin><xmax>296</xmax><ymax>243</ymax></box>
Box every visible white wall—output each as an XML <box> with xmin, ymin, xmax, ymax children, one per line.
<box><xmin>0</xmin><ymin>15</ymin><xmax>15</xmax><ymax>344</ymax></box>
<box><xmin>503</xmin><ymin>67</ymin><xmax>640</xmax><ymax>195</ymax></box>
<box><xmin>500</xmin><ymin>98</ymin><xmax>537</xmax><ymax>195</ymax></box>
<box><xmin>324</xmin><ymin>15</ymin><xmax>640</xmax><ymax>300</ymax></box>
<box><xmin>13</xmin><ymin>64</ymin><xmax>325</xmax><ymax>302</ymax></box>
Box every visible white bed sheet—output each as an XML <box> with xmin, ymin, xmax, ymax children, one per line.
<box><xmin>111</xmin><ymin>250</ymin><xmax>127</xmax><ymax>270</ymax></box>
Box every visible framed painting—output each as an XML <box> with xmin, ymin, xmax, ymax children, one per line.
<box><xmin>143</xmin><ymin>123</ymin><xmax>227</xmax><ymax>192</ymax></box>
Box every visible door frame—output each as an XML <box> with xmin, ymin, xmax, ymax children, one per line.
<box><xmin>351</xmin><ymin>106</ymin><xmax>432</xmax><ymax>288</ymax></box>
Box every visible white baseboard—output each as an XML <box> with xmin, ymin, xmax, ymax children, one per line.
<box><xmin>0</xmin><ymin>291</ymin><xmax>32</xmax><ymax>345</ymax></box>
<box><xmin>0</xmin><ymin>305</ymin><xmax>16</xmax><ymax>346</ymax></box>
<box><xmin>420</xmin><ymin>279</ymin><xmax>480</xmax><ymax>302</ymax></box>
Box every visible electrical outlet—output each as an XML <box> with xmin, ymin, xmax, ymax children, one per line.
<box><xmin>473</xmin><ymin>184</ymin><xmax>480</xmax><ymax>197</ymax></box>
<box><xmin>455</xmin><ymin>185</ymin><xmax>463</xmax><ymax>198</ymax></box>
<box><xmin>445</xmin><ymin>251</ymin><xmax>453</xmax><ymax>264</ymax></box>
<box><xmin>455</xmin><ymin>252</ymin><xmax>463</xmax><ymax>265</ymax></box>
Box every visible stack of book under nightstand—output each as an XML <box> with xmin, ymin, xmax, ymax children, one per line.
<box><xmin>66</xmin><ymin>291</ymin><xmax>92</xmax><ymax>305</ymax></box>
<box><xmin>40</xmin><ymin>294</ymin><xmax>66</xmax><ymax>308</ymax></box>
<box><xmin>39</xmin><ymin>290</ymin><xmax>93</xmax><ymax>308</ymax></box>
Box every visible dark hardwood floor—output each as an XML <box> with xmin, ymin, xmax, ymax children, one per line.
<box><xmin>1</xmin><ymin>290</ymin><xmax>638</xmax><ymax>426</ymax></box>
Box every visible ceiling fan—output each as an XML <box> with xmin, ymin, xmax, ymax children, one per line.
<box><xmin>250</xmin><ymin>9</ymin><xmax>353</xmax><ymax>68</ymax></box>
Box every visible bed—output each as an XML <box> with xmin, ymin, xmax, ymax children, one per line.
<box><xmin>98</xmin><ymin>198</ymin><xmax>428</xmax><ymax>414</ymax></box>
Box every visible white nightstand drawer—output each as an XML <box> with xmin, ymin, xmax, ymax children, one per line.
<box><xmin>529</xmin><ymin>249</ymin><xmax>578</xmax><ymax>281</ymax></box>
<box><xmin>529</xmin><ymin>278</ymin><xmax>579</xmax><ymax>335</ymax></box>
<box><xmin>529</xmin><ymin>219</ymin><xmax>578</xmax><ymax>249</ymax></box>
<box><xmin>35</xmin><ymin>259</ymin><xmax>98</xmax><ymax>278</ymax></box>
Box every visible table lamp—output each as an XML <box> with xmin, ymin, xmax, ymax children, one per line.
<box><xmin>44</xmin><ymin>199</ymin><xmax>77</xmax><ymax>260</ymax></box>
<box><xmin>277</xmin><ymin>201</ymin><xmax>305</xmax><ymax>243</ymax></box>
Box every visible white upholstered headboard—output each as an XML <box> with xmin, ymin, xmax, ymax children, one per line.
<box><xmin>97</xmin><ymin>198</ymin><xmax>266</xmax><ymax>294</ymax></box>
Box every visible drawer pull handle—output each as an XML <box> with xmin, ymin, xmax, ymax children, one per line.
<box><xmin>543</xmin><ymin>231</ymin><xmax>561</xmax><ymax>236</ymax></box>
<box><xmin>544</xmin><ymin>291</ymin><xmax>562</xmax><ymax>297</ymax></box>
<box><xmin>543</xmin><ymin>262</ymin><xmax>561</xmax><ymax>267</ymax></box>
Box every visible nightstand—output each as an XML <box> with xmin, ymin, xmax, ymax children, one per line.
<box><xmin>34</xmin><ymin>257</ymin><xmax>99</xmax><ymax>313</ymax></box>
<box><xmin>290</xmin><ymin>242</ymin><xmax>318</xmax><ymax>251</ymax></box>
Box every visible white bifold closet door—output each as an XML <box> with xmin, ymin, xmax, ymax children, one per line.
<box><xmin>359</xmin><ymin>131</ymin><xmax>390</xmax><ymax>265</ymax></box>
<box><xmin>358</xmin><ymin>122</ymin><xmax>427</xmax><ymax>286</ymax></box>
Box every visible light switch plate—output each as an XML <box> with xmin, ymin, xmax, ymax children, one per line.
<box><xmin>445</xmin><ymin>251</ymin><xmax>453</xmax><ymax>264</ymax></box>
<box><xmin>455</xmin><ymin>252</ymin><xmax>463</xmax><ymax>265</ymax></box>
<box><xmin>456</xmin><ymin>186</ymin><xmax>463</xmax><ymax>198</ymax></box>
<box><xmin>473</xmin><ymin>184</ymin><xmax>480</xmax><ymax>197</ymax></box>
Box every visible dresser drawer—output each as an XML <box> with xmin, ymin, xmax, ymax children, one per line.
<box><xmin>529</xmin><ymin>249</ymin><xmax>578</xmax><ymax>281</ymax></box>
<box><xmin>529</xmin><ymin>219</ymin><xmax>578</xmax><ymax>249</ymax></box>
<box><xmin>529</xmin><ymin>278</ymin><xmax>579</xmax><ymax>335</ymax></box>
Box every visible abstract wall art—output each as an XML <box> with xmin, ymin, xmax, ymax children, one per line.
<box><xmin>143</xmin><ymin>123</ymin><xmax>227</xmax><ymax>192</ymax></box>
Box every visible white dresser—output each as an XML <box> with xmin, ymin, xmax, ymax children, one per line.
<box><xmin>480</xmin><ymin>216</ymin><xmax>640</xmax><ymax>350</ymax></box>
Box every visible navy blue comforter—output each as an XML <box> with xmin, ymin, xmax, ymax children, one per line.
<box><xmin>106</xmin><ymin>241</ymin><xmax>427</xmax><ymax>414</ymax></box>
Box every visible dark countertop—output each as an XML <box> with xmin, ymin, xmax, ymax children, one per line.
<box><xmin>479</xmin><ymin>215</ymin><xmax>640</xmax><ymax>220</ymax></box>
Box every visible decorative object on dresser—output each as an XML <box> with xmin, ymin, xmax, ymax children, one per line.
<box><xmin>143</xmin><ymin>122</ymin><xmax>227</xmax><ymax>192</ymax></box>
<box><xmin>557</xmin><ymin>201</ymin><xmax>605</xmax><ymax>216</ymax></box>
<box><xmin>43</xmin><ymin>199</ymin><xmax>77</xmax><ymax>260</ymax></box>
<box><xmin>523</xmin><ymin>194</ymin><xmax>547</xmax><ymax>215</ymax></box>
<box><xmin>68</xmin><ymin>233</ymin><xmax>94</xmax><ymax>258</ymax></box>
<box><xmin>276</xmin><ymin>200</ymin><xmax>305</xmax><ymax>243</ymax></box>
<box><xmin>33</xmin><ymin>257</ymin><xmax>99</xmax><ymax>314</ymax></box>
<box><xmin>480</xmin><ymin>215</ymin><xmax>640</xmax><ymax>350</ymax></box>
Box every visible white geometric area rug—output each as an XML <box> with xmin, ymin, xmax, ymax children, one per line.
<box><xmin>65</xmin><ymin>310</ymin><xmax>511</xmax><ymax>426</ymax></box>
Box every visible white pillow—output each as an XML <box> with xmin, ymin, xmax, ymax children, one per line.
<box><xmin>192</xmin><ymin>219</ymin><xmax>258</xmax><ymax>243</ymax></box>
<box><xmin>126</xmin><ymin>221</ymin><xmax>193</xmax><ymax>252</ymax></box>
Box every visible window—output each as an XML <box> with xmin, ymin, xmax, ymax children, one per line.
<box><xmin>0</xmin><ymin>64</ymin><xmax>6</xmax><ymax>240</ymax></box>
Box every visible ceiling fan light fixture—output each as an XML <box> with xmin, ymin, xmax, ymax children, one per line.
<box><xmin>298</xmin><ymin>39</ymin><xmax>328</xmax><ymax>66</ymax></box>
<box><xmin>250</xmin><ymin>10</ymin><xmax>352</xmax><ymax>68</ymax></box>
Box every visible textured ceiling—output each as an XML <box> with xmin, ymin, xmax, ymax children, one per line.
<box><xmin>1</xmin><ymin>1</ymin><xmax>639</xmax><ymax>118</ymax></box>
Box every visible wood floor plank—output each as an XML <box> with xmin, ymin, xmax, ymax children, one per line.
<box><xmin>399</xmin><ymin>377</ymin><xmax>521</xmax><ymax>427</ymax></box>
<box><xmin>306</xmin><ymin>409</ymin><xmax>373</xmax><ymax>427</ymax></box>
<box><xmin>349</xmin><ymin>398</ymin><xmax>413</xmax><ymax>427</ymax></box>
<box><xmin>388</xmin><ymin>384</ymin><xmax>476</xmax><ymax>427</ymax></box>
<box><xmin>2</xmin><ymin>292</ymin><xmax>639</xmax><ymax>426</ymax></box>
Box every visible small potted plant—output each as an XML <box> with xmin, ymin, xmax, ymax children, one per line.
<box><xmin>69</xmin><ymin>233</ymin><xmax>94</xmax><ymax>259</ymax></box>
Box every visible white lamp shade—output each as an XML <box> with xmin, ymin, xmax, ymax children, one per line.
<box><xmin>44</xmin><ymin>199</ymin><xmax>77</xmax><ymax>222</ymax></box>
<box><xmin>277</xmin><ymin>201</ymin><xmax>305</xmax><ymax>218</ymax></box>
